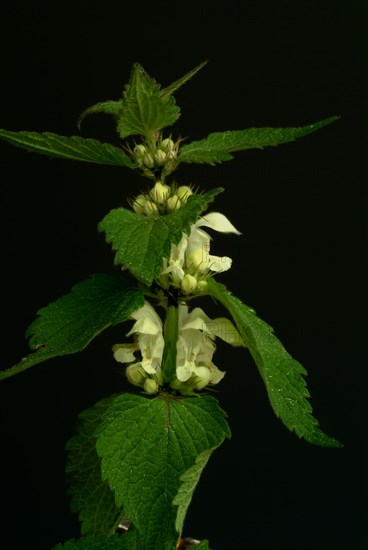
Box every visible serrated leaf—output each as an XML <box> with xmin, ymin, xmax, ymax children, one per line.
<box><xmin>0</xmin><ymin>274</ymin><xmax>144</xmax><ymax>381</ymax></box>
<box><xmin>161</xmin><ymin>61</ymin><xmax>208</xmax><ymax>98</ymax></box>
<box><xmin>77</xmin><ymin>100</ymin><xmax>124</xmax><ymax>130</ymax></box>
<box><xmin>0</xmin><ymin>129</ymin><xmax>134</xmax><ymax>167</ymax></box>
<box><xmin>96</xmin><ymin>393</ymin><xmax>230</xmax><ymax>550</ymax></box>
<box><xmin>178</xmin><ymin>117</ymin><xmax>340</xmax><ymax>165</ymax></box>
<box><xmin>66</xmin><ymin>396</ymin><xmax>124</xmax><ymax>535</ymax></box>
<box><xmin>207</xmin><ymin>279</ymin><xmax>341</xmax><ymax>447</ymax></box>
<box><xmin>116</xmin><ymin>64</ymin><xmax>180</xmax><ymax>139</ymax></box>
<box><xmin>99</xmin><ymin>188</ymin><xmax>223</xmax><ymax>285</ymax></box>
<box><xmin>53</xmin><ymin>532</ymin><xmax>137</xmax><ymax>550</ymax></box>
<box><xmin>173</xmin><ymin>449</ymin><xmax>212</xmax><ymax>534</ymax></box>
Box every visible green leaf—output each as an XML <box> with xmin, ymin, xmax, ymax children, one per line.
<box><xmin>0</xmin><ymin>129</ymin><xmax>134</xmax><ymax>167</ymax></box>
<box><xmin>96</xmin><ymin>393</ymin><xmax>230</xmax><ymax>550</ymax></box>
<box><xmin>193</xmin><ymin>542</ymin><xmax>209</xmax><ymax>550</ymax></box>
<box><xmin>0</xmin><ymin>274</ymin><xmax>144</xmax><ymax>381</ymax></box>
<box><xmin>207</xmin><ymin>279</ymin><xmax>341</xmax><ymax>447</ymax></box>
<box><xmin>173</xmin><ymin>449</ymin><xmax>213</xmax><ymax>534</ymax></box>
<box><xmin>66</xmin><ymin>396</ymin><xmax>125</xmax><ymax>535</ymax></box>
<box><xmin>53</xmin><ymin>532</ymin><xmax>137</xmax><ymax>550</ymax></box>
<box><xmin>99</xmin><ymin>188</ymin><xmax>223</xmax><ymax>285</ymax></box>
<box><xmin>161</xmin><ymin>61</ymin><xmax>208</xmax><ymax>98</ymax></box>
<box><xmin>116</xmin><ymin>64</ymin><xmax>180</xmax><ymax>139</ymax></box>
<box><xmin>77</xmin><ymin>100</ymin><xmax>124</xmax><ymax>130</ymax></box>
<box><xmin>178</xmin><ymin>116</ymin><xmax>340</xmax><ymax>165</ymax></box>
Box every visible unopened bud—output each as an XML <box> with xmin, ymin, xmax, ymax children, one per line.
<box><xmin>194</xmin><ymin>366</ymin><xmax>211</xmax><ymax>390</ymax></box>
<box><xmin>133</xmin><ymin>194</ymin><xmax>147</xmax><ymax>214</ymax></box>
<box><xmin>134</xmin><ymin>144</ymin><xmax>147</xmax><ymax>156</ymax></box>
<box><xmin>154</xmin><ymin>150</ymin><xmax>166</xmax><ymax>166</ymax></box>
<box><xmin>151</xmin><ymin>181</ymin><xmax>169</xmax><ymax>204</ymax></box>
<box><xmin>144</xmin><ymin>378</ymin><xmax>159</xmax><ymax>394</ymax></box>
<box><xmin>177</xmin><ymin>186</ymin><xmax>193</xmax><ymax>202</ymax></box>
<box><xmin>126</xmin><ymin>365</ymin><xmax>145</xmax><ymax>386</ymax></box>
<box><xmin>144</xmin><ymin>201</ymin><xmax>159</xmax><ymax>216</ymax></box>
<box><xmin>166</xmin><ymin>195</ymin><xmax>182</xmax><ymax>211</ymax></box>
<box><xmin>143</xmin><ymin>153</ymin><xmax>155</xmax><ymax>169</ymax></box>
<box><xmin>161</xmin><ymin>138</ymin><xmax>175</xmax><ymax>152</ymax></box>
<box><xmin>196</xmin><ymin>280</ymin><xmax>208</xmax><ymax>293</ymax></box>
<box><xmin>181</xmin><ymin>274</ymin><xmax>198</xmax><ymax>294</ymax></box>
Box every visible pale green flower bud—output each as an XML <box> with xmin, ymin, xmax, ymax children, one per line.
<box><xmin>132</xmin><ymin>194</ymin><xmax>147</xmax><ymax>214</ymax></box>
<box><xmin>177</xmin><ymin>186</ymin><xmax>193</xmax><ymax>202</ymax></box>
<box><xmin>151</xmin><ymin>181</ymin><xmax>170</xmax><ymax>204</ymax></box>
<box><xmin>161</xmin><ymin>138</ymin><xmax>175</xmax><ymax>151</ymax></box>
<box><xmin>181</xmin><ymin>274</ymin><xmax>198</xmax><ymax>294</ymax></box>
<box><xmin>194</xmin><ymin>366</ymin><xmax>211</xmax><ymax>389</ymax></box>
<box><xmin>144</xmin><ymin>200</ymin><xmax>159</xmax><ymax>216</ymax></box>
<box><xmin>144</xmin><ymin>378</ymin><xmax>159</xmax><ymax>394</ymax></box>
<box><xmin>126</xmin><ymin>364</ymin><xmax>145</xmax><ymax>386</ymax></box>
<box><xmin>166</xmin><ymin>195</ymin><xmax>182</xmax><ymax>211</ymax></box>
<box><xmin>196</xmin><ymin>280</ymin><xmax>208</xmax><ymax>293</ymax></box>
<box><xmin>134</xmin><ymin>144</ymin><xmax>147</xmax><ymax>155</ymax></box>
<box><xmin>154</xmin><ymin>149</ymin><xmax>167</xmax><ymax>166</ymax></box>
<box><xmin>143</xmin><ymin>153</ymin><xmax>155</xmax><ymax>169</ymax></box>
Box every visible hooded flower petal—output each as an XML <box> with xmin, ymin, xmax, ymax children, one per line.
<box><xmin>195</xmin><ymin>212</ymin><xmax>241</xmax><ymax>235</ymax></box>
<box><xmin>112</xmin><ymin>300</ymin><xmax>165</xmax><ymax>392</ymax></box>
<box><xmin>112</xmin><ymin>343</ymin><xmax>138</xmax><ymax>364</ymax></box>
<box><xmin>180</xmin><ymin>307</ymin><xmax>244</xmax><ymax>346</ymax></box>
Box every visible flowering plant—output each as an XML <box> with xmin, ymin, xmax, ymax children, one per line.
<box><xmin>0</xmin><ymin>62</ymin><xmax>341</xmax><ymax>549</ymax></box>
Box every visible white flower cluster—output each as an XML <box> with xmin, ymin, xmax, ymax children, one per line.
<box><xmin>113</xmin><ymin>301</ymin><xmax>243</xmax><ymax>394</ymax></box>
<box><xmin>160</xmin><ymin>212</ymin><xmax>240</xmax><ymax>295</ymax></box>
<box><xmin>133</xmin><ymin>181</ymin><xmax>193</xmax><ymax>216</ymax></box>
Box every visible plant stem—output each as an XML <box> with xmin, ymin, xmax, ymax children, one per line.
<box><xmin>162</xmin><ymin>304</ymin><xmax>178</xmax><ymax>383</ymax></box>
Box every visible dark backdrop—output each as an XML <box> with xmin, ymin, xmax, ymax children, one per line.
<box><xmin>0</xmin><ymin>1</ymin><xmax>366</xmax><ymax>549</ymax></box>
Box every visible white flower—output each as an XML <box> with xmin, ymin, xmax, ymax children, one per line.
<box><xmin>161</xmin><ymin>211</ymin><xmax>240</xmax><ymax>291</ymax></box>
<box><xmin>113</xmin><ymin>301</ymin><xmax>164</xmax><ymax>392</ymax></box>
<box><xmin>171</xmin><ymin>304</ymin><xmax>244</xmax><ymax>392</ymax></box>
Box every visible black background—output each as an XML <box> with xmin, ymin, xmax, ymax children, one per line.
<box><xmin>0</xmin><ymin>1</ymin><xmax>366</xmax><ymax>549</ymax></box>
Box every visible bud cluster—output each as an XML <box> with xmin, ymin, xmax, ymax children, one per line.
<box><xmin>133</xmin><ymin>137</ymin><xmax>179</xmax><ymax>177</ymax></box>
<box><xmin>132</xmin><ymin>182</ymin><xmax>193</xmax><ymax>216</ymax></box>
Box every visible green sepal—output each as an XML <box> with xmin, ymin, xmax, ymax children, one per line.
<box><xmin>52</xmin><ymin>532</ymin><xmax>137</xmax><ymax>550</ymax></box>
<box><xmin>0</xmin><ymin>129</ymin><xmax>134</xmax><ymax>167</ymax></box>
<box><xmin>207</xmin><ymin>279</ymin><xmax>341</xmax><ymax>447</ymax></box>
<box><xmin>178</xmin><ymin>116</ymin><xmax>340</xmax><ymax>165</ymax></box>
<box><xmin>95</xmin><ymin>393</ymin><xmax>230</xmax><ymax>550</ymax></box>
<box><xmin>116</xmin><ymin>64</ymin><xmax>180</xmax><ymax>139</ymax></box>
<box><xmin>98</xmin><ymin>188</ymin><xmax>223</xmax><ymax>285</ymax></box>
<box><xmin>66</xmin><ymin>396</ymin><xmax>125</xmax><ymax>536</ymax></box>
<box><xmin>0</xmin><ymin>274</ymin><xmax>144</xmax><ymax>381</ymax></box>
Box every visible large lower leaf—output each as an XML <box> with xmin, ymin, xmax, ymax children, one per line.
<box><xmin>53</xmin><ymin>532</ymin><xmax>137</xmax><ymax>550</ymax></box>
<box><xmin>207</xmin><ymin>279</ymin><xmax>341</xmax><ymax>447</ymax></box>
<box><xmin>0</xmin><ymin>129</ymin><xmax>134</xmax><ymax>167</ymax></box>
<box><xmin>99</xmin><ymin>188</ymin><xmax>223</xmax><ymax>285</ymax></box>
<box><xmin>0</xmin><ymin>274</ymin><xmax>144</xmax><ymax>381</ymax></box>
<box><xmin>96</xmin><ymin>393</ymin><xmax>230</xmax><ymax>550</ymax></box>
<box><xmin>178</xmin><ymin>117</ymin><xmax>340</xmax><ymax>164</ymax></box>
<box><xmin>173</xmin><ymin>449</ymin><xmax>213</xmax><ymax>534</ymax></box>
<box><xmin>66</xmin><ymin>396</ymin><xmax>125</xmax><ymax>536</ymax></box>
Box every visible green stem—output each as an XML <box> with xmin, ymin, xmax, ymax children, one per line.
<box><xmin>162</xmin><ymin>305</ymin><xmax>178</xmax><ymax>384</ymax></box>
